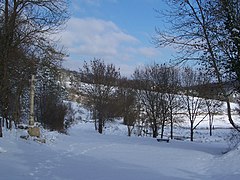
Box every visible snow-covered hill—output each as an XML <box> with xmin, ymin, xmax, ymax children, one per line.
<box><xmin>0</xmin><ymin>120</ymin><xmax>240</xmax><ymax>180</ymax></box>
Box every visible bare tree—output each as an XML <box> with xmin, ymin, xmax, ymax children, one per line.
<box><xmin>0</xmin><ymin>0</ymin><xmax>69</xmax><ymax>134</ymax></box>
<box><xmin>133</xmin><ymin>66</ymin><xmax>159</xmax><ymax>138</ymax></box>
<box><xmin>154</xmin><ymin>0</ymin><xmax>239</xmax><ymax>131</ymax></box>
<box><xmin>198</xmin><ymin>79</ymin><xmax>223</xmax><ymax>136</ymax></box>
<box><xmin>205</xmin><ymin>99</ymin><xmax>222</xmax><ymax>136</ymax></box>
<box><xmin>164</xmin><ymin>67</ymin><xmax>181</xmax><ymax>139</ymax></box>
<box><xmin>133</xmin><ymin>63</ymin><xmax>171</xmax><ymax>138</ymax></box>
<box><xmin>118</xmin><ymin>78</ymin><xmax>139</xmax><ymax>136</ymax></box>
<box><xmin>180</xmin><ymin>67</ymin><xmax>206</xmax><ymax>141</ymax></box>
<box><xmin>80</xmin><ymin>59</ymin><xmax>121</xmax><ymax>134</ymax></box>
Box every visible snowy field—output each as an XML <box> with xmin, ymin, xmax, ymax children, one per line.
<box><xmin>0</xmin><ymin>103</ymin><xmax>240</xmax><ymax>180</ymax></box>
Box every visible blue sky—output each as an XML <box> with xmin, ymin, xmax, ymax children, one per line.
<box><xmin>59</xmin><ymin>0</ymin><xmax>175</xmax><ymax>76</ymax></box>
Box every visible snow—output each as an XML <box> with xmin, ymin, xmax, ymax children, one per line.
<box><xmin>0</xmin><ymin>120</ymin><xmax>240</xmax><ymax>180</ymax></box>
<box><xmin>0</xmin><ymin>147</ymin><xmax>7</xmax><ymax>153</ymax></box>
<box><xmin>1</xmin><ymin>101</ymin><xmax>240</xmax><ymax>180</ymax></box>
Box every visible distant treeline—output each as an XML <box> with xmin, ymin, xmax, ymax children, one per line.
<box><xmin>61</xmin><ymin>59</ymin><xmax>236</xmax><ymax>141</ymax></box>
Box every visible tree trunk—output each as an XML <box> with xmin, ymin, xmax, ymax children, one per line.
<box><xmin>170</xmin><ymin>114</ymin><xmax>173</xmax><ymax>139</ymax></box>
<box><xmin>226</xmin><ymin>99</ymin><xmax>239</xmax><ymax>131</ymax></box>
<box><xmin>98</xmin><ymin>113</ymin><xmax>103</xmax><ymax>134</ymax></box>
<box><xmin>5</xmin><ymin>117</ymin><xmax>9</xmax><ymax>129</ymax></box>
<box><xmin>209</xmin><ymin>114</ymin><xmax>213</xmax><ymax>136</ymax></box>
<box><xmin>93</xmin><ymin>110</ymin><xmax>97</xmax><ymax>131</ymax></box>
<box><xmin>153</xmin><ymin>130</ymin><xmax>158</xmax><ymax>138</ymax></box>
<box><xmin>98</xmin><ymin>119</ymin><xmax>103</xmax><ymax>134</ymax></box>
<box><xmin>13</xmin><ymin>96</ymin><xmax>21</xmax><ymax>127</ymax></box>
<box><xmin>160</xmin><ymin>119</ymin><xmax>165</xmax><ymax>139</ymax></box>
<box><xmin>127</xmin><ymin>125</ymin><xmax>131</xmax><ymax>137</ymax></box>
<box><xmin>152</xmin><ymin>121</ymin><xmax>158</xmax><ymax>138</ymax></box>
<box><xmin>209</xmin><ymin>124</ymin><xmax>212</xmax><ymax>136</ymax></box>
<box><xmin>1</xmin><ymin>0</ymin><xmax>10</xmax><ymax>130</ymax></box>
<box><xmin>123</xmin><ymin>116</ymin><xmax>127</xmax><ymax>125</ymax></box>
<box><xmin>94</xmin><ymin>118</ymin><xmax>97</xmax><ymax>131</ymax></box>
<box><xmin>190</xmin><ymin>122</ymin><xmax>194</xmax><ymax>141</ymax></box>
<box><xmin>0</xmin><ymin>119</ymin><xmax>2</xmax><ymax>137</ymax></box>
<box><xmin>9</xmin><ymin>119</ymin><xmax>12</xmax><ymax>130</ymax></box>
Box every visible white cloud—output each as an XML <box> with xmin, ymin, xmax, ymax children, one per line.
<box><xmin>58</xmin><ymin>17</ymin><xmax>163</xmax><ymax>76</ymax></box>
<box><xmin>138</xmin><ymin>47</ymin><xmax>159</xmax><ymax>57</ymax></box>
<box><xmin>126</xmin><ymin>47</ymin><xmax>159</xmax><ymax>58</ymax></box>
<box><xmin>59</xmin><ymin>17</ymin><xmax>138</xmax><ymax>58</ymax></box>
<box><xmin>71</xmin><ymin>0</ymin><xmax>117</xmax><ymax>9</ymax></box>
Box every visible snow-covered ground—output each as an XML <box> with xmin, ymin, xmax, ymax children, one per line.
<box><xmin>1</xmin><ymin>101</ymin><xmax>240</xmax><ymax>180</ymax></box>
<box><xmin>0</xmin><ymin>119</ymin><xmax>240</xmax><ymax>180</ymax></box>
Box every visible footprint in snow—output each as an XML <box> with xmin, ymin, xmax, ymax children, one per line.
<box><xmin>0</xmin><ymin>147</ymin><xmax>7</xmax><ymax>153</ymax></box>
<box><xmin>80</xmin><ymin>144</ymin><xmax>115</xmax><ymax>155</ymax></box>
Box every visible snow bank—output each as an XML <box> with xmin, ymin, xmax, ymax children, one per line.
<box><xmin>207</xmin><ymin>145</ymin><xmax>240</xmax><ymax>179</ymax></box>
